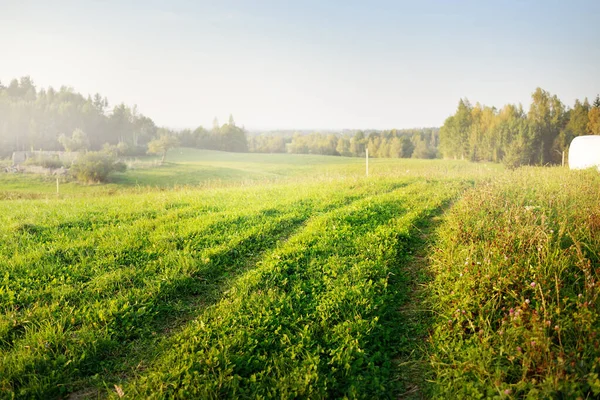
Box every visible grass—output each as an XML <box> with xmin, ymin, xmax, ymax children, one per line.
<box><xmin>0</xmin><ymin>148</ymin><xmax>499</xmax><ymax>197</ymax></box>
<box><xmin>0</xmin><ymin>163</ymin><xmax>474</xmax><ymax>398</ymax></box>
<box><xmin>1</xmin><ymin>149</ymin><xmax>598</xmax><ymax>398</ymax></box>
<box><xmin>116</xmin><ymin>179</ymin><xmax>469</xmax><ymax>399</ymax></box>
<box><xmin>427</xmin><ymin>167</ymin><xmax>600</xmax><ymax>398</ymax></box>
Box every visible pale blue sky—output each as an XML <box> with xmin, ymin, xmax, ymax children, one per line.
<box><xmin>1</xmin><ymin>0</ymin><xmax>599</xmax><ymax>129</ymax></box>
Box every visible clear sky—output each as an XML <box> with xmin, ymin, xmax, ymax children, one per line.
<box><xmin>1</xmin><ymin>0</ymin><xmax>599</xmax><ymax>130</ymax></box>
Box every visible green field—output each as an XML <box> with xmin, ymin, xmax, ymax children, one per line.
<box><xmin>1</xmin><ymin>149</ymin><xmax>599</xmax><ymax>398</ymax></box>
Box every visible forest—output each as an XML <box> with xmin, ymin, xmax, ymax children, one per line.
<box><xmin>1</xmin><ymin>77</ymin><xmax>598</xmax><ymax>166</ymax></box>
<box><xmin>0</xmin><ymin>76</ymin><xmax>437</xmax><ymax>160</ymax></box>
<box><xmin>440</xmin><ymin>88</ymin><xmax>600</xmax><ymax>167</ymax></box>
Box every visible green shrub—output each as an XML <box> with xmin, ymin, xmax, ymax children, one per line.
<box><xmin>113</xmin><ymin>161</ymin><xmax>127</xmax><ymax>173</ymax></box>
<box><xmin>23</xmin><ymin>156</ymin><xmax>64</xmax><ymax>169</ymax></box>
<box><xmin>70</xmin><ymin>152</ymin><xmax>126</xmax><ymax>183</ymax></box>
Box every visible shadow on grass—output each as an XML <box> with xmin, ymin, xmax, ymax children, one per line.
<box><xmin>63</xmin><ymin>188</ymin><xmax>401</xmax><ymax>397</ymax></box>
<box><xmin>4</xmin><ymin>182</ymin><xmax>421</xmax><ymax>398</ymax></box>
<box><xmin>95</xmin><ymin>188</ymin><xmax>417</xmax><ymax>392</ymax></box>
<box><xmin>6</xmin><ymin>208</ymin><xmax>312</xmax><ymax>399</ymax></box>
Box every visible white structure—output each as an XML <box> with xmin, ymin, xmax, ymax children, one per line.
<box><xmin>569</xmin><ymin>135</ymin><xmax>600</xmax><ymax>171</ymax></box>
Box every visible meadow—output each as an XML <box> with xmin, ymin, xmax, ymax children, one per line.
<box><xmin>0</xmin><ymin>149</ymin><xmax>598</xmax><ymax>399</ymax></box>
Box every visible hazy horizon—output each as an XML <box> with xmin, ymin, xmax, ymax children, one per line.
<box><xmin>2</xmin><ymin>0</ymin><xmax>599</xmax><ymax>130</ymax></box>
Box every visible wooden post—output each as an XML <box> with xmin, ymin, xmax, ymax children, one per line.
<box><xmin>366</xmin><ymin>148</ymin><xmax>369</xmax><ymax>177</ymax></box>
<box><xmin>562</xmin><ymin>151</ymin><xmax>565</xmax><ymax>167</ymax></box>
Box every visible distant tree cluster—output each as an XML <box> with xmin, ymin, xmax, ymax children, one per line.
<box><xmin>440</xmin><ymin>88</ymin><xmax>600</xmax><ymax>168</ymax></box>
<box><xmin>243</xmin><ymin>129</ymin><xmax>438</xmax><ymax>159</ymax></box>
<box><xmin>247</xmin><ymin>135</ymin><xmax>287</xmax><ymax>153</ymax></box>
<box><xmin>0</xmin><ymin>76</ymin><xmax>158</xmax><ymax>158</ymax></box>
<box><xmin>1</xmin><ymin>76</ymin><xmax>442</xmax><ymax>163</ymax></box>
<box><xmin>169</xmin><ymin>116</ymin><xmax>248</xmax><ymax>153</ymax></box>
<box><xmin>176</xmin><ymin>124</ymin><xmax>439</xmax><ymax>159</ymax></box>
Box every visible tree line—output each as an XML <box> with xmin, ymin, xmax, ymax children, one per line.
<box><xmin>0</xmin><ymin>76</ymin><xmax>441</xmax><ymax>161</ymax></box>
<box><xmin>276</xmin><ymin>129</ymin><xmax>438</xmax><ymax>159</ymax></box>
<box><xmin>0</xmin><ymin>76</ymin><xmax>157</xmax><ymax>158</ymax></box>
<box><xmin>440</xmin><ymin>88</ymin><xmax>600</xmax><ymax>167</ymax></box>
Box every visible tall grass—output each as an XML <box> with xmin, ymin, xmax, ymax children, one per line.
<box><xmin>428</xmin><ymin>167</ymin><xmax>600</xmax><ymax>398</ymax></box>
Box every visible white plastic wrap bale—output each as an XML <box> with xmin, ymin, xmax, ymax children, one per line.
<box><xmin>569</xmin><ymin>135</ymin><xmax>600</xmax><ymax>171</ymax></box>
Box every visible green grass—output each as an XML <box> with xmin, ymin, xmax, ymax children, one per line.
<box><xmin>2</xmin><ymin>149</ymin><xmax>598</xmax><ymax>398</ymax></box>
<box><xmin>427</xmin><ymin>167</ymin><xmax>600</xmax><ymax>398</ymax></box>
<box><xmin>117</xmin><ymin>179</ymin><xmax>468</xmax><ymax>399</ymax></box>
<box><xmin>1</xmin><ymin>148</ymin><xmax>500</xmax><ymax>197</ymax></box>
<box><xmin>0</xmin><ymin>157</ymin><xmax>476</xmax><ymax>399</ymax></box>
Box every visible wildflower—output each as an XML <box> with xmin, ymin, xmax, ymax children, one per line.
<box><xmin>504</xmin><ymin>389</ymin><xmax>512</xmax><ymax>395</ymax></box>
<box><xmin>530</xmin><ymin>282</ymin><xmax>536</xmax><ymax>288</ymax></box>
<box><xmin>509</xmin><ymin>308</ymin><xmax>514</xmax><ymax>315</ymax></box>
<box><xmin>525</xmin><ymin>299</ymin><xmax>530</xmax><ymax>304</ymax></box>
<box><xmin>516</xmin><ymin>346</ymin><xmax>522</xmax><ymax>352</ymax></box>
<box><xmin>531</xmin><ymin>341</ymin><xmax>536</xmax><ymax>346</ymax></box>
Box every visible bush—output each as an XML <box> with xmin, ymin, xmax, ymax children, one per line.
<box><xmin>40</xmin><ymin>158</ymin><xmax>64</xmax><ymax>169</ymax></box>
<box><xmin>23</xmin><ymin>156</ymin><xmax>64</xmax><ymax>169</ymax></box>
<box><xmin>70</xmin><ymin>152</ymin><xmax>126</xmax><ymax>183</ymax></box>
<box><xmin>113</xmin><ymin>161</ymin><xmax>127</xmax><ymax>173</ymax></box>
<box><xmin>103</xmin><ymin>142</ymin><xmax>148</xmax><ymax>157</ymax></box>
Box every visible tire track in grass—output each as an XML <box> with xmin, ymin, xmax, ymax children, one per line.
<box><xmin>1</xmin><ymin>204</ymin><xmax>316</xmax><ymax>398</ymax></box>
<box><xmin>0</xmin><ymin>179</ymin><xmax>417</xmax><ymax>398</ymax></box>
<box><xmin>71</xmin><ymin>181</ymin><xmax>417</xmax><ymax>398</ymax></box>
<box><xmin>0</xmin><ymin>207</ymin><xmax>291</xmax><ymax>349</ymax></box>
<box><xmin>122</xmin><ymin>193</ymin><xmax>405</xmax><ymax>399</ymax></box>
<box><xmin>116</xmin><ymin>180</ymin><xmax>467</xmax><ymax>399</ymax></box>
<box><xmin>64</xmin><ymin>207</ymin><xmax>316</xmax><ymax>399</ymax></box>
<box><xmin>386</xmin><ymin>198</ymin><xmax>459</xmax><ymax>399</ymax></box>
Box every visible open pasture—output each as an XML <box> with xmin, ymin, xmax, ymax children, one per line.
<box><xmin>1</xmin><ymin>150</ymin><xmax>599</xmax><ymax>398</ymax></box>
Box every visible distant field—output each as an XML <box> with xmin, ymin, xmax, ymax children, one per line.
<box><xmin>1</xmin><ymin>150</ymin><xmax>598</xmax><ymax>398</ymax></box>
<box><xmin>0</xmin><ymin>148</ymin><xmax>497</xmax><ymax>197</ymax></box>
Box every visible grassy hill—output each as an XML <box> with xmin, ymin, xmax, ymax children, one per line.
<box><xmin>0</xmin><ymin>148</ymin><xmax>497</xmax><ymax>198</ymax></box>
<box><xmin>1</xmin><ymin>150</ymin><xmax>599</xmax><ymax>398</ymax></box>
